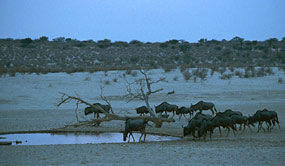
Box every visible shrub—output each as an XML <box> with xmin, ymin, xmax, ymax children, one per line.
<box><xmin>168</xmin><ymin>39</ymin><xmax>179</xmax><ymax>44</ymax></box>
<box><xmin>220</xmin><ymin>74</ymin><xmax>232</xmax><ymax>80</ymax></box>
<box><xmin>84</xmin><ymin>77</ymin><xmax>91</xmax><ymax>81</ymax></box>
<box><xmin>218</xmin><ymin>68</ymin><xmax>226</xmax><ymax>74</ymax></box>
<box><xmin>256</xmin><ymin>67</ymin><xmax>265</xmax><ymax>77</ymax></box>
<box><xmin>215</xmin><ymin>46</ymin><xmax>222</xmax><ymax>51</ymax></box>
<box><xmin>8</xmin><ymin>71</ymin><xmax>16</xmax><ymax>77</ymax></box>
<box><xmin>265</xmin><ymin>67</ymin><xmax>274</xmax><ymax>75</ymax></box>
<box><xmin>222</xmin><ymin>49</ymin><xmax>232</xmax><ymax>56</ymax></box>
<box><xmin>183</xmin><ymin>71</ymin><xmax>191</xmax><ymax>81</ymax></box>
<box><xmin>125</xmin><ymin>68</ymin><xmax>132</xmax><ymax>75</ymax></box>
<box><xmin>21</xmin><ymin>38</ymin><xmax>33</xmax><ymax>44</ymax></box>
<box><xmin>179</xmin><ymin>44</ymin><xmax>191</xmax><ymax>53</ymax></box>
<box><xmin>129</xmin><ymin>40</ymin><xmax>143</xmax><ymax>45</ymax></box>
<box><xmin>39</xmin><ymin>36</ymin><xmax>48</xmax><ymax>41</ymax></box>
<box><xmin>159</xmin><ymin>43</ymin><xmax>168</xmax><ymax>48</ymax></box>
<box><xmin>104</xmin><ymin>80</ymin><xmax>110</xmax><ymax>85</ymax></box>
<box><xmin>180</xmin><ymin>65</ymin><xmax>187</xmax><ymax>72</ymax></box>
<box><xmin>244</xmin><ymin>69</ymin><xmax>250</xmax><ymax>78</ymax></box>
<box><xmin>234</xmin><ymin>71</ymin><xmax>243</xmax><ymax>78</ymax></box>
<box><xmin>131</xmin><ymin>71</ymin><xmax>138</xmax><ymax>77</ymax></box>
<box><xmin>210</xmin><ymin>69</ymin><xmax>215</xmax><ymax>76</ymax></box>
<box><xmin>163</xmin><ymin>65</ymin><xmax>175</xmax><ymax>72</ymax></box>
<box><xmin>113</xmin><ymin>41</ymin><xmax>128</xmax><ymax>47</ymax></box>
<box><xmin>160</xmin><ymin>77</ymin><xmax>167</xmax><ymax>82</ymax></box>
<box><xmin>278</xmin><ymin>78</ymin><xmax>283</xmax><ymax>84</ymax></box>
<box><xmin>98</xmin><ymin>39</ymin><xmax>112</xmax><ymax>48</ymax></box>
<box><xmin>193</xmin><ymin>68</ymin><xmax>208</xmax><ymax>80</ymax></box>
<box><xmin>113</xmin><ymin>78</ymin><xmax>118</xmax><ymax>82</ymax></box>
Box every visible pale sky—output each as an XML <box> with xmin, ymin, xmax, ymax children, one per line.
<box><xmin>0</xmin><ymin>0</ymin><xmax>284</xmax><ymax>42</ymax></box>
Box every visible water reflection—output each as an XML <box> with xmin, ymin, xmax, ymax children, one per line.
<box><xmin>0</xmin><ymin>133</ymin><xmax>179</xmax><ymax>145</ymax></box>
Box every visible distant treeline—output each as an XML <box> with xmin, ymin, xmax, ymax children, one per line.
<box><xmin>0</xmin><ymin>36</ymin><xmax>285</xmax><ymax>75</ymax></box>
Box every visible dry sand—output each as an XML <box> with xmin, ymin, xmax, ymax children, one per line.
<box><xmin>0</xmin><ymin>69</ymin><xmax>285</xmax><ymax>165</ymax></box>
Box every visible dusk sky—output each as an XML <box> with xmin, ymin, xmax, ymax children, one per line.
<box><xmin>0</xmin><ymin>0</ymin><xmax>284</xmax><ymax>42</ymax></box>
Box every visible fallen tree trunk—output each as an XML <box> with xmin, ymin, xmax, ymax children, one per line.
<box><xmin>57</xmin><ymin>93</ymin><xmax>175</xmax><ymax>128</ymax></box>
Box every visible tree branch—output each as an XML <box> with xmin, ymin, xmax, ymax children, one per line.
<box><xmin>57</xmin><ymin>92</ymin><xmax>175</xmax><ymax>128</ymax></box>
<box><xmin>100</xmin><ymin>86</ymin><xmax>114</xmax><ymax>114</ymax></box>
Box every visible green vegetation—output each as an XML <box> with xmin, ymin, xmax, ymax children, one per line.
<box><xmin>0</xmin><ymin>37</ymin><xmax>284</xmax><ymax>75</ymax></box>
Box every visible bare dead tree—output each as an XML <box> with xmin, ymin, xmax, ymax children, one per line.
<box><xmin>57</xmin><ymin>91</ymin><xmax>174</xmax><ymax>128</ymax></box>
<box><xmin>100</xmin><ymin>86</ymin><xmax>114</xmax><ymax>114</ymax></box>
<box><xmin>124</xmin><ymin>69</ymin><xmax>164</xmax><ymax>117</ymax></box>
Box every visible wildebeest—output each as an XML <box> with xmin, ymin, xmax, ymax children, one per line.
<box><xmin>231</xmin><ymin>115</ymin><xmax>254</xmax><ymax>132</ymax></box>
<box><xmin>123</xmin><ymin>118</ymin><xmax>148</xmax><ymax>143</ymax></box>
<box><xmin>190</xmin><ymin>101</ymin><xmax>217</xmax><ymax>116</ymax></box>
<box><xmin>198</xmin><ymin>119</ymin><xmax>215</xmax><ymax>140</ymax></box>
<box><xmin>249</xmin><ymin>109</ymin><xmax>280</xmax><ymax>132</ymax></box>
<box><xmin>211</xmin><ymin>115</ymin><xmax>237</xmax><ymax>136</ymax></box>
<box><xmin>135</xmin><ymin>106</ymin><xmax>149</xmax><ymax>116</ymax></box>
<box><xmin>193</xmin><ymin>112</ymin><xmax>212</xmax><ymax>121</ymax></box>
<box><xmin>84</xmin><ymin>103</ymin><xmax>110</xmax><ymax>119</ymax></box>
<box><xmin>176</xmin><ymin>107</ymin><xmax>193</xmax><ymax>120</ymax></box>
<box><xmin>183</xmin><ymin>118</ymin><xmax>202</xmax><ymax>138</ymax></box>
<box><xmin>216</xmin><ymin>109</ymin><xmax>242</xmax><ymax>117</ymax></box>
<box><xmin>183</xmin><ymin>113</ymin><xmax>212</xmax><ymax>138</ymax></box>
<box><xmin>155</xmin><ymin>102</ymin><xmax>178</xmax><ymax>117</ymax></box>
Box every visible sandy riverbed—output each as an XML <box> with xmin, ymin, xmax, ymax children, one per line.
<box><xmin>0</xmin><ymin>69</ymin><xmax>285</xmax><ymax>165</ymax></box>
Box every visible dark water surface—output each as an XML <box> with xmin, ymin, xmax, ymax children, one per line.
<box><xmin>0</xmin><ymin>132</ymin><xmax>179</xmax><ymax>145</ymax></box>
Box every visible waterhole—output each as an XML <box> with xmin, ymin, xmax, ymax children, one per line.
<box><xmin>0</xmin><ymin>132</ymin><xmax>180</xmax><ymax>145</ymax></box>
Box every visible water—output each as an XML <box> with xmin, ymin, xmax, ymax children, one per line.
<box><xmin>0</xmin><ymin>132</ymin><xmax>179</xmax><ymax>145</ymax></box>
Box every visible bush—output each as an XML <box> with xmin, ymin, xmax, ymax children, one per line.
<box><xmin>39</xmin><ymin>36</ymin><xmax>48</xmax><ymax>41</ymax></box>
<box><xmin>84</xmin><ymin>77</ymin><xmax>91</xmax><ymax>81</ymax></box>
<box><xmin>167</xmin><ymin>39</ymin><xmax>179</xmax><ymax>44</ymax></box>
<box><xmin>218</xmin><ymin>68</ymin><xmax>226</xmax><ymax>74</ymax></box>
<box><xmin>98</xmin><ymin>39</ymin><xmax>112</xmax><ymax>48</ymax></box>
<box><xmin>192</xmin><ymin>68</ymin><xmax>208</xmax><ymax>80</ymax></box>
<box><xmin>163</xmin><ymin>65</ymin><xmax>175</xmax><ymax>72</ymax></box>
<box><xmin>179</xmin><ymin>44</ymin><xmax>191</xmax><ymax>53</ymax></box>
<box><xmin>220</xmin><ymin>74</ymin><xmax>232</xmax><ymax>80</ymax></box>
<box><xmin>278</xmin><ymin>78</ymin><xmax>283</xmax><ymax>84</ymax></box>
<box><xmin>21</xmin><ymin>38</ymin><xmax>33</xmax><ymax>44</ymax></box>
<box><xmin>125</xmin><ymin>68</ymin><xmax>132</xmax><ymax>75</ymax></box>
<box><xmin>113</xmin><ymin>78</ymin><xmax>118</xmax><ymax>82</ymax></box>
<box><xmin>234</xmin><ymin>71</ymin><xmax>243</xmax><ymax>78</ymax></box>
<box><xmin>159</xmin><ymin>43</ymin><xmax>168</xmax><ymax>48</ymax></box>
<box><xmin>113</xmin><ymin>41</ymin><xmax>128</xmax><ymax>47</ymax></box>
<box><xmin>8</xmin><ymin>71</ymin><xmax>16</xmax><ymax>77</ymax></box>
<box><xmin>129</xmin><ymin>40</ymin><xmax>143</xmax><ymax>45</ymax></box>
<box><xmin>104</xmin><ymin>80</ymin><xmax>110</xmax><ymax>85</ymax></box>
<box><xmin>222</xmin><ymin>49</ymin><xmax>232</xmax><ymax>56</ymax></box>
<box><xmin>183</xmin><ymin>71</ymin><xmax>191</xmax><ymax>81</ymax></box>
<box><xmin>265</xmin><ymin>67</ymin><xmax>274</xmax><ymax>75</ymax></box>
<box><xmin>229</xmin><ymin>67</ymin><xmax>235</xmax><ymax>72</ymax></box>
<box><xmin>244</xmin><ymin>69</ymin><xmax>250</xmax><ymax>78</ymax></box>
<box><xmin>215</xmin><ymin>46</ymin><xmax>222</xmax><ymax>51</ymax></box>
<box><xmin>256</xmin><ymin>67</ymin><xmax>265</xmax><ymax>77</ymax></box>
<box><xmin>180</xmin><ymin>65</ymin><xmax>187</xmax><ymax>72</ymax></box>
<box><xmin>131</xmin><ymin>71</ymin><xmax>138</xmax><ymax>77</ymax></box>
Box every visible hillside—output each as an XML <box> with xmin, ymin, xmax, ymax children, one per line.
<box><xmin>0</xmin><ymin>37</ymin><xmax>285</xmax><ymax>75</ymax></box>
